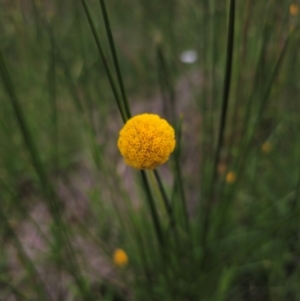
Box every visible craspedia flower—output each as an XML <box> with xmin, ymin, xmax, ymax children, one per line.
<box><xmin>113</xmin><ymin>248</ymin><xmax>128</xmax><ymax>268</ymax></box>
<box><xmin>226</xmin><ymin>171</ymin><xmax>236</xmax><ymax>184</ymax></box>
<box><xmin>290</xmin><ymin>3</ymin><xmax>299</xmax><ymax>16</ymax></box>
<box><xmin>118</xmin><ymin>113</ymin><xmax>176</xmax><ymax>170</ymax></box>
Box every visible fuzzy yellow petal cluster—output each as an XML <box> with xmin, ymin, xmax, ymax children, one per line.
<box><xmin>118</xmin><ymin>113</ymin><xmax>176</xmax><ymax>170</ymax></box>
<box><xmin>113</xmin><ymin>248</ymin><xmax>128</xmax><ymax>267</ymax></box>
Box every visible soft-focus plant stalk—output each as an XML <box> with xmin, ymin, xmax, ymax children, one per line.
<box><xmin>201</xmin><ymin>0</ymin><xmax>235</xmax><ymax>264</ymax></box>
<box><xmin>80</xmin><ymin>0</ymin><xmax>127</xmax><ymax>122</ymax></box>
<box><xmin>98</xmin><ymin>0</ymin><xmax>131</xmax><ymax>120</ymax></box>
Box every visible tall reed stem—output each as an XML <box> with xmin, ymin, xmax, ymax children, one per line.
<box><xmin>201</xmin><ymin>0</ymin><xmax>235</xmax><ymax>251</ymax></box>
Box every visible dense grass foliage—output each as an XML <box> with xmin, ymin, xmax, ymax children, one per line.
<box><xmin>1</xmin><ymin>0</ymin><xmax>300</xmax><ymax>300</ymax></box>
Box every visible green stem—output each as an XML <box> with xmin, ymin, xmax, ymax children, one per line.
<box><xmin>201</xmin><ymin>0</ymin><xmax>235</xmax><ymax>251</ymax></box>
<box><xmin>98</xmin><ymin>0</ymin><xmax>131</xmax><ymax>120</ymax></box>
<box><xmin>153</xmin><ymin>170</ymin><xmax>173</xmax><ymax>222</ymax></box>
<box><xmin>173</xmin><ymin>117</ymin><xmax>190</xmax><ymax>235</ymax></box>
<box><xmin>80</xmin><ymin>0</ymin><xmax>127</xmax><ymax>122</ymax></box>
<box><xmin>140</xmin><ymin>170</ymin><xmax>164</xmax><ymax>247</ymax></box>
<box><xmin>156</xmin><ymin>45</ymin><xmax>176</xmax><ymax>123</ymax></box>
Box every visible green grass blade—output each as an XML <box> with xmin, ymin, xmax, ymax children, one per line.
<box><xmin>201</xmin><ymin>0</ymin><xmax>235</xmax><ymax>255</ymax></box>
<box><xmin>140</xmin><ymin>170</ymin><xmax>164</xmax><ymax>247</ymax></box>
<box><xmin>80</xmin><ymin>0</ymin><xmax>127</xmax><ymax>122</ymax></box>
<box><xmin>98</xmin><ymin>0</ymin><xmax>131</xmax><ymax>120</ymax></box>
<box><xmin>211</xmin><ymin>0</ymin><xmax>235</xmax><ymax>190</ymax></box>
<box><xmin>156</xmin><ymin>45</ymin><xmax>176</xmax><ymax>123</ymax></box>
<box><xmin>47</xmin><ymin>24</ymin><xmax>59</xmax><ymax>174</ymax></box>
<box><xmin>173</xmin><ymin>116</ymin><xmax>190</xmax><ymax>236</ymax></box>
<box><xmin>153</xmin><ymin>169</ymin><xmax>174</xmax><ymax>226</ymax></box>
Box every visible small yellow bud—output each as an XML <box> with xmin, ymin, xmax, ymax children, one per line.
<box><xmin>290</xmin><ymin>3</ymin><xmax>299</xmax><ymax>16</ymax></box>
<box><xmin>261</xmin><ymin>142</ymin><xmax>272</xmax><ymax>154</ymax></box>
<box><xmin>113</xmin><ymin>249</ymin><xmax>128</xmax><ymax>268</ymax></box>
<box><xmin>226</xmin><ymin>171</ymin><xmax>236</xmax><ymax>184</ymax></box>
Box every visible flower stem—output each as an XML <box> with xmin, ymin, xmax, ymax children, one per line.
<box><xmin>201</xmin><ymin>0</ymin><xmax>235</xmax><ymax>253</ymax></box>
<box><xmin>98</xmin><ymin>0</ymin><xmax>132</xmax><ymax>120</ymax></box>
<box><xmin>80</xmin><ymin>0</ymin><xmax>127</xmax><ymax>123</ymax></box>
<box><xmin>140</xmin><ymin>170</ymin><xmax>164</xmax><ymax>247</ymax></box>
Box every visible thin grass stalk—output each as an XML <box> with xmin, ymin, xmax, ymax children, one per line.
<box><xmin>292</xmin><ymin>128</ymin><xmax>300</xmax><ymax>208</ymax></box>
<box><xmin>224</xmin><ymin>1</ymin><xmax>253</xmax><ymax>167</ymax></box>
<box><xmin>75</xmin><ymin>0</ymin><xmax>88</xmax><ymax>63</ymax></box>
<box><xmin>208</xmin><ymin>0</ymin><xmax>217</xmax><ymax>154</ymax></box>
<box><xmin>239</xmin><ymin>0</ymin><xmax>285</xmax><ymax>147</ymax></box>
<box><xmin>239</xmin><ymin>27</ymin><xmax>271</xmax><ymax>145</ymax></box>
<box><xmin>156</xmin><ymin>45</ymin><xmax>176</xmax><ymax>123</ymax></box>
<box><xmin>199</xmin><ymin>2</ymin><xmax>209</xmax><ymax>171</ymax></box>
<box><xmin>78</xmin><ymin>80</ymin><xmax>104</xmax><ymax>169</ymax></box>
<box><xmin>156</xmin><ymin>49</ymin><xmax>169</xmax><ymax>113</ymax></box>
<box><xmin>291</xmin><ymin>167</ymin><xmax>300</xmax><ymax>211</ymax></box>
<box><xmin>173</xmin><ymin>117</ymin><xmax>190</xmax><ymax>236</ymax></box>
<box><xmin>216</xmin><ymin>1</ymin><xmax>254</xmax><ymax>204</ymax></box>
<box><xmin>30</xmin><ymin>0</ymin><xmax>42</xmax><ymax>41</ymax></box>
<box><xmin>80</xmin><ymin>0</ymin><xmax>127</xmax><ymax>122</ymax></box>
<box><xmin>256</xmin><ymin>32</ymin><xmax>291</xmax><ymax>122</ymax></box>
<box><xmin>166</xmin><ymin>0</ymin><xmax>177</xmax><ymax>54</ymax></box>
<box><xmin>47</xmin><ymin>23</ymin><xmax>59</xmax><ymax>173</ymax></box>
<box><xmin>156</xmin><ymin>46</ymin><xmax>170</xmax><ymax>120</ymax></box>
<box><xmin>153</xmin><ymin>170</ymin><xmax>174</xmax><ymax>226</ymax></box>
<box><xmin>140</xmin><ymin>170</ymin><xmax>164</xmax><ymax>247</ymax></box>
<box><xmin>149</xmin><ymin>169</ymin><xmax>181</xmax><ymax>252</ymax></box>
<box><xmin>212</xmin><ymin>0</ymin><xmax>235</xmax><ymax>193</ymax></box>
<box><xmin>58</xmin><ymin>54</ymin><xmax>84</xmax><ymax>113</ymax></box>
<box><xmin>201</xmin><ymin>0</ymin><xmax>235</xmax><ymax>251</ymax></box>
<box><xmin>98</xmin><ymin>0</ymin><xmax>131</xmax><ymax>119</ymax></box>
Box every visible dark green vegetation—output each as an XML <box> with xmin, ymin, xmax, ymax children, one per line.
<box><xmin>1</xmin><ymin>0</ymin><xmax>300</xmax><ymax>300</ymax></box>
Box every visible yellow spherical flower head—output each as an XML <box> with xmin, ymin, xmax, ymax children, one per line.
<box><xmin>226</xmin><ymin>171</ymin><xmax>236</xmax><ymax>184</ymax></box>
<box><xmin>113</xmin><ymin>248</ymin><xmax>128</xmax><ymax>268</ymax></box>
<box><xmin>118</xmin><ymin>114</ymin><xmax>176</xmax><ymax>170</ymax></box>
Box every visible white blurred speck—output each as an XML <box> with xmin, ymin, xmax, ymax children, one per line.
<box><xmin>179</xmin><ymin>50</ymin><xmax>198</xmax><ymax>64</ymax></box>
